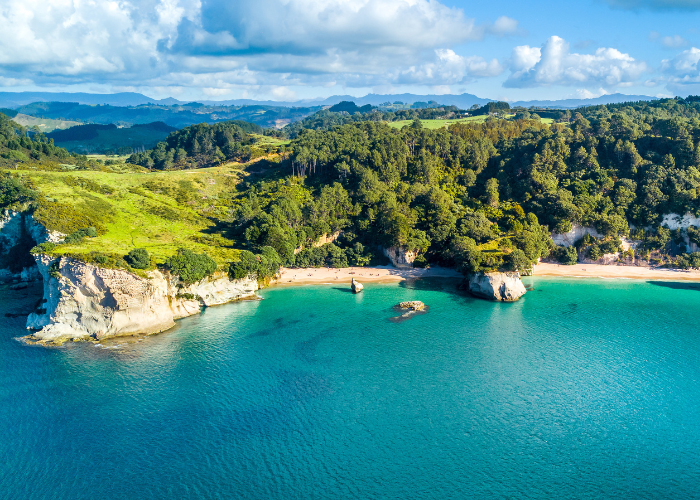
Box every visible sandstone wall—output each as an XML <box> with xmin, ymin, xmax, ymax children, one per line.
<box><xmin>25</xmin><ymin>255</ymin><xmax>259</xmax><ymax>343</ymax></box>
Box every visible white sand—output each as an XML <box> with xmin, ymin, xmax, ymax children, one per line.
<box><xmin>271</xmin><ymin>266</ymin><xmax>462</xmax><ymax>286</ymax></box>
<box><xmin>533</xmin><ymin>262</ymin><xmax>700</xmax><ymax>281</ymax></box>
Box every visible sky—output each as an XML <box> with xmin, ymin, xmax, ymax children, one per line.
<box><xmin>2</xmin><ymin>0</ymin><xmax>700</xmax><ymax>102</ymax></box>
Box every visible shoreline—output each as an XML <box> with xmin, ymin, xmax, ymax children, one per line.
<box><xmin>532</xmin><ymin>262</ymin><xmax>700</xmax><ymax>281</ymax></box>
<box><xmin>271</xmin><ymin>266</ymin><xmax>462</xmax><ymax>286</ymax></box>
<box><xmin>270</xmin><ymin>262</ymin><xmax>700</xmax><ymax>288</ymax></box>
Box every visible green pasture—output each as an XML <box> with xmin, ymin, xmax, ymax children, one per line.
<box><xmin>6</xmin><ymin>167</ymin><xmax>248</xmax><ymax>265</ymax></box>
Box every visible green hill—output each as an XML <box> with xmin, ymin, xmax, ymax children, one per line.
<box><xmin>47</xmin><ymin>122</ymin><xmax>177</xmax><ymax>155</ymax></box>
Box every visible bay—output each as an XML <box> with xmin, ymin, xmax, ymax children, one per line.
<box><xmin>1</xmin><ymin>278</ymin><xmax>700</xmax><ymax>499</ymax></box>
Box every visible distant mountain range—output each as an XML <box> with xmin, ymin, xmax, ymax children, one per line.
<box><xmin>0</xmin><ymin>91</ymin><xmax>663</xmax><ymax>110</ymax></box>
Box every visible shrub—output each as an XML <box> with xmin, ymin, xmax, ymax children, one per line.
<box><xmin>125</xmin><ymin>248</ymin><xmax>150</xmax><ymax>269</ymax></box>
<box><xmin>503</xmin><ymin>249</ymin><xmax>531</xmax><ymax>273</ymax></box>
<box><xmin>165</xmin><ymin>248</ymin><xmax>217</xmax><ymax>284</ymax></box>
<box><xmin>63</xmin><ymin>227</ymin><xmax>98</xmax><ymax>245</ymax></box>
<box><xmin>229</xmin><ymin>250</ymin><xmax>259</xmax><ymax>280</ymax></box>
<box><xmin>30</xmin><ymin>242</ymin><xmax>56</xmax><ymax>254</ymax></box>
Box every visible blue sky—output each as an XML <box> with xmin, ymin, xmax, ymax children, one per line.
<box><xmin>1</xmin><ymin>0</ymin><xmax>700</xmax><ymax>102</ymax></box>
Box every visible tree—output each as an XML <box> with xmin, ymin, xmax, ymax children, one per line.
<box><xmin>165</xmin><ymin>248</ymin><xmax>217</xmax><ymax>284</ymax></box>
<box><xmin>125</xmin><ymin>248</ymin><xmax>150</xmax><ymax>269</ymax></box>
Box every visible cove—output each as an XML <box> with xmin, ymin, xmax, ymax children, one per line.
<box><xmin>1</xmin><ymin>277</ymin><xmax>700</xmax><ymax>499</ymax></box>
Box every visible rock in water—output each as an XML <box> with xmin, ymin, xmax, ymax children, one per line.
<box><xmin>351</xmin><ymin>278</ymin><xmax>363</xmax><ymax>294</ymax></box>
<box><xmin>467</xmin><ymin>272</ymin><xmax>526</xmax><ymax>302</ymax></box>
<box><xmin>398</xmin><ymin>301</ymin><xmax>425</xmax><ymax>311</ymax></box>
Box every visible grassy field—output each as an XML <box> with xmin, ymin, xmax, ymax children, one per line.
<box><xmin>6</xmin><ymin>165</ymin><xmax>256</xmax><ymax>265</ymax></box>
<box><xmin>388</xmin><ymin>115</ymin><xmax>554</xmax><ymax>130</ymax></box>
<box><xmin>12</xmin><ymin>114</ymin><xmax>81</xmax><ymax>133</ymax></box>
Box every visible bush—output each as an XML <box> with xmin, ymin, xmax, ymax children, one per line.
<box><xmin>30</xmin><ymin>242</ymin><xmax>56</xmax><ymax>254</ymax></box>
<box><xmin>229</xmin><ymin>250</ymin><xmax>259</xmax><ymax>280</ymax></box>
<box><xmin>63</xmin><ymin>227</ymin><xmax>98</xmax><ymax>245</ymax></box>
<box><xmin>557</xmin><ymin>245</ymin><xmax>578</xmax><ymax>265</ymax></box>
<box><xmin>503</xmin><ymin>249</ymin><xmax>531</xmax><ymax>273</ymax></box>
<box><xmin>125</xmin><ymin>248</ymin><xmax>150</xmax><ymax>269</ymax></box>
<box><xmin>165</xmin><ymin>248</ymin><xmax>217</xmax><ymax>284</ymax></box>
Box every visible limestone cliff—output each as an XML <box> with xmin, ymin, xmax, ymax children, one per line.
<box><xmin>467</xmin><ymin>272</ymin><xmax>526</xmax><ymax>302</ymax></box>
<box><xmin>25</xmin><ymin>255</ymin><xmax>258</xmax><ymax>344</ymax></box>
<box><xmin>382</xmin><ymin>246</ymin><xmax>419</xmax><ymax>268</ymax></box>
<box><xmin>0</xmin><ymin>210</ymin><xmax>64</xmax><ymax>282</ymax></box>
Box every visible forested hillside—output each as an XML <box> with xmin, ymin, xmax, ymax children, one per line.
<box><xmin>127</xmin><ymin>121</ymin><xmax>264</xmax><ymax>169</ymax></box>
<box><xmin>7</xmin><ymin>97</ymin><xmax>700</xmax><ymax>278</ymax></box>
<box><xmin>228</xmin><ymin>97</ymin><xmax>700</xmax><ymax>273</ymax></box>
<box><xmin>0</xmin><ymin>112</ymin><xmax>74</xmax><ymax>166</ymax></box>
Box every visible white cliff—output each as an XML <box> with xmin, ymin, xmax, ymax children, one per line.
<box><xmin>0</xmin><ymin>210</ymin><xmax>64</xmax><ymax>281</ymax></box>
<box><xmin>382</xmin><ymin>246</ymin><xmax>419</xmax><ymax>268</ymax></box>
<box><xmin>468</xmin><ymin>272</ymin><xmax>526</xmax><ymax>302</ymax></box>
<box><xmin>25</xmin><ymin>255</ymin><xmax>259</xmax><ymax>344</ymax></box>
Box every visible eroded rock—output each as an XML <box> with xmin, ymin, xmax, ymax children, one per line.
<box><xmin>467</xmin><ymin>272</ymin><xmax>526</xmax><ymax>302</ymax></box>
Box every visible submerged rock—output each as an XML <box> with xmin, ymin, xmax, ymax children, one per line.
<box><xmin>351</xmin><ymin>278</ymin><xmax>363</xmax><ymax>294</ymax></box>
<box><xmin>467</xmin><ymin>272</ymin><xmax>526</xmax><ymax>302</ymax></box>
<box><xmin>390</xmin><ymin>300</ymin><xmax>428</xmax><ymax>322</ymax></box>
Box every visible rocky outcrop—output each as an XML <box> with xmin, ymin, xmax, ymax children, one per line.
<box><xmin>467</xmin><ymin>272</ymin><xmax>526</xmax><ymax>302</ymax></box>
<box><xmin>294</xmin><ymin>231</ymin><xmax>343</xmax><ymax>254</ymax></box>
<box><xmin>551</xmin><ymin>224</ymin><xmax>603</xmax><ymax>248</ymax></box>
<box><xmin>398</xmin><ymin>301</ymin><xmax>425</xmax><ymax>311</ymax></box>
<box><xmin>382</xmin><ymin>246</ymin><xmax>418</xmax><ymax>268</ymax></box>
<box><xmin>351</xmin><ymin>278</ymin><xmax>363</xmax><ymax>293</ymax></box>
<box><xmin>0</xmin><ymin>210</ymin><xmax>64</xmax><ymax>282</ymax></box>
<box><xmin>25</xmin><ymin>255</ymin><xmax>258</xmax><ymax>344</ymax></box>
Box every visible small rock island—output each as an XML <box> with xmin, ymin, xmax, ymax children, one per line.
<box><xmin>351</xmin><ymin>278</ymin><xmax>363</xmax><ymax>293</ymax></box>
<box><xmin>397</xmin><ymin>301</ymin><xmax>425</xmax><ymax>311</ymax></box>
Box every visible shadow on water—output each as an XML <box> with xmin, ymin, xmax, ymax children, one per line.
<box><xmin>332</xmin><ymin>287</ymin><xmax>354</xmax><ymax>294</ymax></box>
<box><xmin>397</xmin><ymin>277</ymin><xmax>463</xmax><ymax>292</ymax></box>
<box><xmin>647</xmin><ymin>281</ymin><xmax>700</xmax><ymax>292</ymax></box>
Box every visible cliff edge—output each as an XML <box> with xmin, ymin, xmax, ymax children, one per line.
<box><xmin>25</xmin><ymin>255</ymin><xmax>258</xmax><ymax>344</ymax></box>
<box><xmin>468</xmin><ymin>272</ymin><xmax>526</xmax><ymax>302</ymax></box>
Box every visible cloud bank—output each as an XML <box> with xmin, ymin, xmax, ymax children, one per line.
<box><xmin>505</xmin><ymin>36</ymin><xmax>647</xmax><ymax>89</ymax></box>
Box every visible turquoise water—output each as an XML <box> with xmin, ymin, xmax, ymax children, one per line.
<box><xmin>1</xmin><ymin>278</ymin><xmax>700</xmax><ymax>499</ymax></box>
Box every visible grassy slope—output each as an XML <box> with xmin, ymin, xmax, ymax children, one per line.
<box><xmin>388</xmin><ymin>115</ymin><xmax>554</xmax><ymax>130</ymax></box>
<box><xmin>12</xmin><ymin>114</ymin><xmax>81</xmax><ymax>132</ymax></box>
<box><xmin>5</xmin><ymin>165</ymin><xmax>258</xmax><ymax>265</ymax></box>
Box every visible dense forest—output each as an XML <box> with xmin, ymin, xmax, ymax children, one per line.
<box><xmin>128</xmin><ymin>121</ymin><xmax>260</xmax><ymax>169</ymax></box>
<box><xmin>227</xmin><ymin>97</ymin><xmax>700</xmax><ymax>275</ymax></box>
<box><xmin>0</xmin><ymin>112</ymin><xmax>73</xmax><ymax>166</ymax></box>
<box><xmin>7</xmin><ymin>96</ymin><xmax>700</xmax><ymax>278</ymax></box>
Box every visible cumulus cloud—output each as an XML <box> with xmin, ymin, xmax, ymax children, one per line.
<box><xmin>0</xmin><ymin>0</ymin><xmax>513</xmax><ymax>96</ymax></box>
<box><xmin>660</xmin><ymin>47</ymin><xmax>700</xmax><ymax>93</ymax></box>
<box><xmin>398</xmin><ymin>49</ymin><xmax>502</xmax><ymax>84</ymax></box>
<box><xmin>504</xmin><ymin>36</ymin><xmax>648</xmax><ymax>88</ymax></box>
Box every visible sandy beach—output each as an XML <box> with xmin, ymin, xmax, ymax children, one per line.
<box><xmin>271</xmin><ymin>262</ymin><xmax>700</xmax><ymax>287</ymax></box>
<box><xmin>272</xmin><ymin>265</ymin><xmax>462</xmax><ymax>286</ymax></box>
<box><xmin>533</xmin><ymin>262</ymin><xmax>700</xmax><ymax>281</ymax></box>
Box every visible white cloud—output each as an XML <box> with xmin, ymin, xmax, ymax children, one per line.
<box><xmin>661</xmin><ymin>47</ymin><xmax>700</xmax><ymax>93</ymax></box>
<box><xmin>0</xmin><ymin>0</ymin><xmax>513</xmax><ymax>96</ymax></box>
<box><xmin>398</xmin><ymin>49</ymin><xmax>502</xmax><ymax>85</ymax></box>
<box><xmin>504</xmin><ymin>36</ymin><xmax>648</xmax><ymax>88</ymax></box>
<box><xmin>488</xmin><ymin>16</ymin><xmax>522</xmax><ymax>36</ymax></box>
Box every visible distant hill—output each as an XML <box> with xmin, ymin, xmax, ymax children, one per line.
<box><xmin>0</xmin><ymin>92</ymin><xmax>175</xmax><ymax>108</ymax></box>
<box><xmin>12</xmin><ymin>102</ymin><xmax>320</xmax><ymax>130</ymax></box>
<box><xmin>47</xmin><ymin>122</ymin><xmax>178</xmax><ymax>155</ymax></box>
<box><xmin>511</xmin><ymin>93</ymin><xmax>661</xmax><ymax>109</ymax></box>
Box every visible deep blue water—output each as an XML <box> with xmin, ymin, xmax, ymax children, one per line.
<box><xmin>1</xmin><ymin>277</ymin><xmax>700</xmax><ymax>499</ymax></box>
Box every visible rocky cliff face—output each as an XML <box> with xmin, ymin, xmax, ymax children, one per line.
<box><xmin>467</xmin><ymin>272</ymin><xmax>526</xmax><ymax>302</ymax></box>
<box><xmin>0</xmin><ymin>210</ymin><xmax>64</xmax><ymax>282</ymax></box>
<box><xmin>382</xmin><ymin>246</ymin><xmax>418</xmax><ymax>268</ymax></box>
<box><xmin>25</xmin><ymin>255</ymin><xmax>259</xmax><ymax>344</ymax></box>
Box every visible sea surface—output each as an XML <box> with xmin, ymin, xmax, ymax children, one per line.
<box><xmin>1</xmin><ymin>278</ymin><xmax>700</xmax><ymax>499</ymax></box>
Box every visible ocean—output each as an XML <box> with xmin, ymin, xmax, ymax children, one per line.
<box><xmin>1</xmin><ymin>277</ymin><xmax>700</xmax><ymax>499</ymax></box>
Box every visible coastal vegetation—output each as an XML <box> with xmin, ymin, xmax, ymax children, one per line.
<box><xmin>6</xmin><ymin>96</ymin><xmax>700</xmax><ymax>282</ymax></box>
